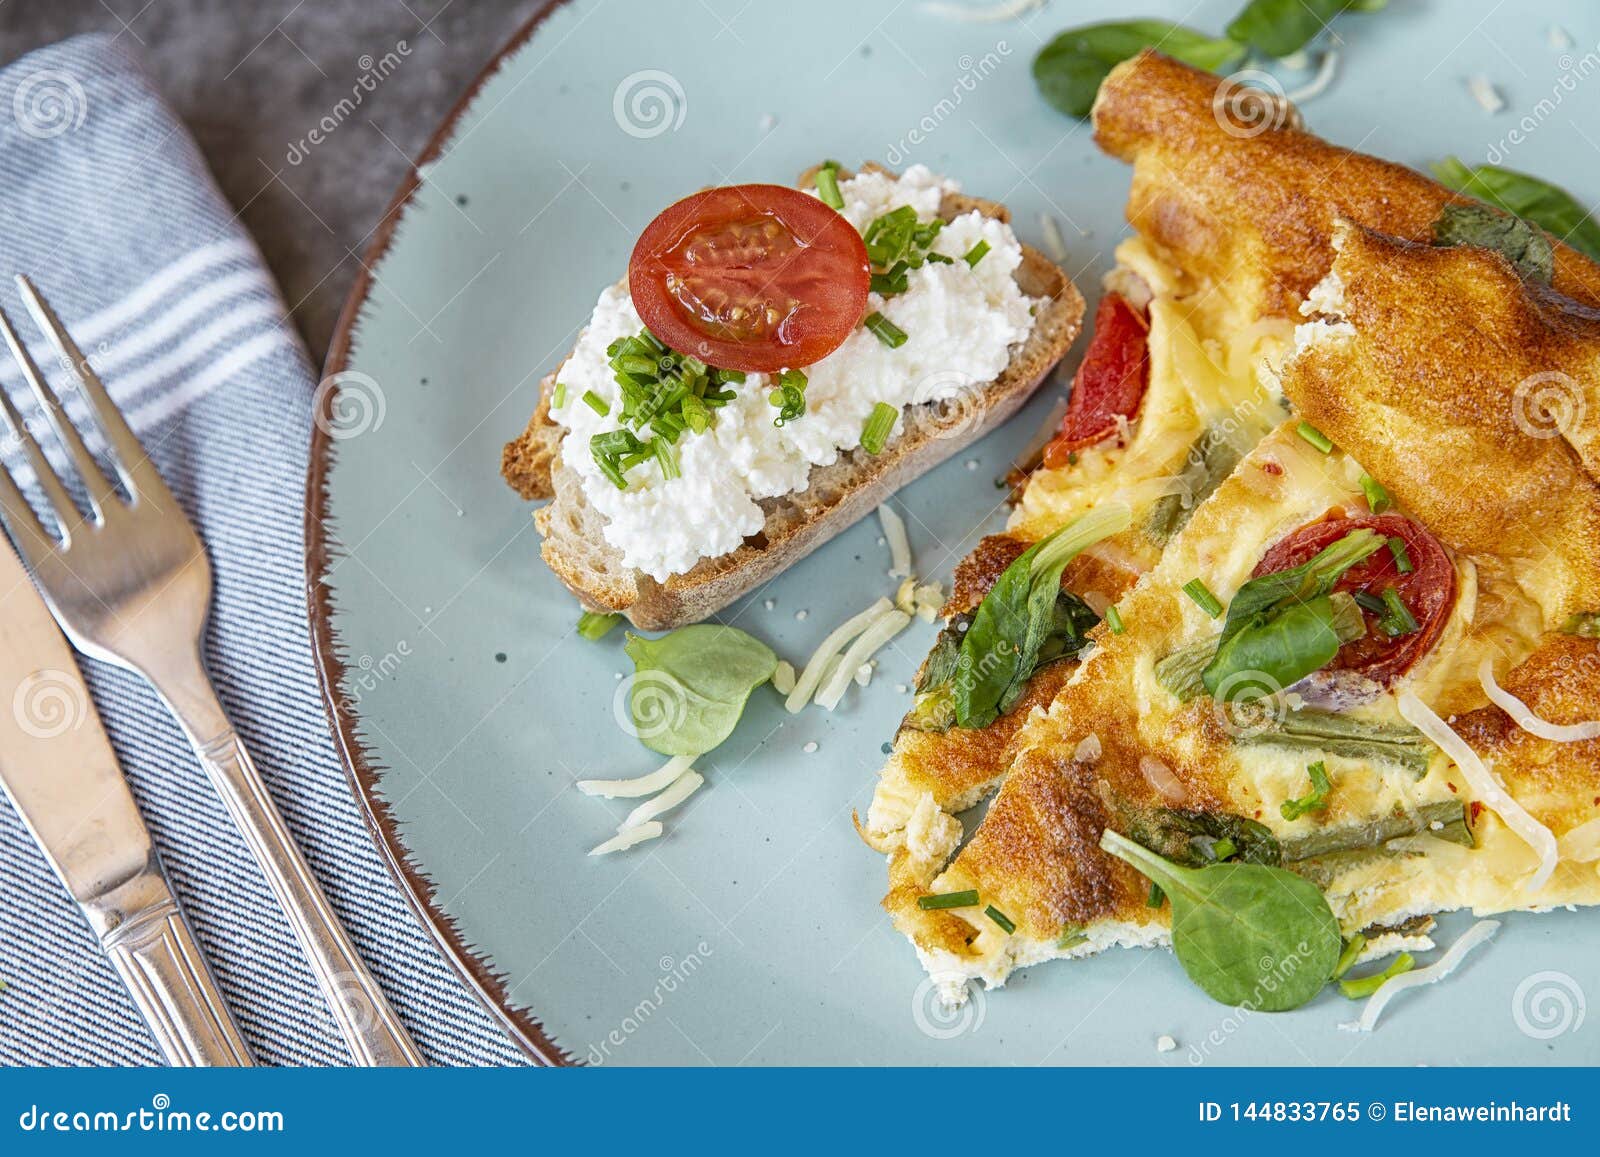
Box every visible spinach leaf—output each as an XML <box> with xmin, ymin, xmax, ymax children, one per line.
<box><xmin>954</xmin><ymin>505</ymin><xmax>1130</xmax><ymax>728</ymax></box>
<box><xmin>1432</xmin><ymin>202</ymin><xmax>1554</xmax><ymax>284</ymax></box>
<box><xmin>1280</xmin><ymin>760</ymin><xmax>1332</xmax><ymax>820</ymax></box>
<box><xmin>1101</xmin><ymin>828</ymin><xmax>1341</xmax><ymax>1010</ymax></box>
<box><xmin>1202</xmin><ymin>591</ymin><xmax>1365</xmax><ymax>700</ymax></box>
<box><xmin>1433</xmin><ymin>156</ymin><xmax>1600</xmax><ymax>263</ymax></box>
<box><xmin>1215</xmin><ymin>529</ymin><xmax>1382</xmax><ymax>648</ymax></box>
<box><xmin>623</xmin><ymin>626</ymin><xmax>776</xmax><ymax>756</ymax></box>
<box><xmin>1225</xmin><ymin>0</ymin><xmax>1386</xmax><ymax>61</ymax></box>
<box><xmin>1033</xmin><ymin>21</ymin><xmax>1244</xmax><ymax>118</ymax></box>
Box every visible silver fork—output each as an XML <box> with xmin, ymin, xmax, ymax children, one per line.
<box><xmin>0</xmin><ymin>275</ymin><xmax>423</xmax><ymax>1066</ymax></box>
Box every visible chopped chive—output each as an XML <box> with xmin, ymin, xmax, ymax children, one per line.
<box><xmin>681</xmin><ymin>394</ymin><xmax>710</xmax><ymax>434</ymax></box>
<box><xmin>1332</xmin><ymin>933</ymin><xmax>1367</xmax><ymax>981</ymax></box>
<box><xmin>718</xmin><ymin>369</ymin><xmax>746</xmax><ymax>384</ymax></box>
<box><xmin>864</xmin><ymin>311</ymin><xmax>908</xmax><ymax>348</ymax></box>
<box><xmin>815</xmin><ymin>161</ymin><xmax>844</xmax><ymax>210</ymax></box>
<box><xmin>581</xmin><ymin>389</ymin><xmax>609</xmax><ymax>416</ymax></box>
<box><xmin>1106</xmin><ymin>605</ymin><xmax>1126</xmax><ymax>634</ymax></box>
<box><xmin>653</xmin><ymin>437</ymin><xmax>680</xmax><ymax>480</ymax></box>
<box><xmin>1280</xmin><ymin>760</ymin><xmax>1332</xmax><ymax>821</ymax></box>
<box><xmin>1359</xmin><ymin>473</ymin><xmax>1391</xmax><ymax>514</ymax></box>
<box><xmin>1339</xmin><ymin>952</ymin><xmax>1415</xmax><ymax>1000</ymax></box>
<box><xmin>926</xmin><ymin>252</ymin><xmax>954</xmax><ymax>264</ymax></box>
<box><xmin>984</xmin><ymin>904</ymin><xmax>1016</xmax><ymax>934</ymax></box>
<box><xmin>551</xmin><ymin>382</ymin><xmax>567</xmax><ymax>409</ymax></box>
<box><xmin>1378</xmin><ymin>587</ymin><xmax>1419</xmax><ymax>637</ymax></box>
<box><xmin>860</xmin><ymin>402</ymin><xmax>898</xmax><ymax>454</ymax></box>
<box><xmin>1147</xmin><ymin>882</ymin><xmax>1166</xmax><ymax>909</ymax></box>
<box><xmin>1182</xmin><ymin>578</ymin><xmax>1223</xmax><ymax>618</ymax></box>
<box><xmin>962</xmin><ymin>239</ymin><xmax>991</xmax><ymax>267</ymax></box>
<box><xmin>1296</xmin><ymin>421</ymin><xmax>1334</xmax><ymax>453</ymax></box>
<box><xmin>917</xmin><ymin>889</ymin><xmax>980</xmax><ymax>910</ymax></box>
<box><xmin>1211</xmin><ymin>837</ymin><xmax>1238</xmax><ymax>862</ymax></box>
<box><xmin>576</xmin><ymin>610</ymin><xmax>621</xmax><ymax>641</ymax></box>
<box><xmin>1353</xmin><ymin>590</ymin><xmax>1388</xmax><ymax>616</ymax></box>
<box><xmin>1387</xmin><ymin>536</ymin><xmax>1414</xmax><ymax>574</ymax></box>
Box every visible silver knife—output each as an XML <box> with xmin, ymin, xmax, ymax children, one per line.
<box><xmin>0</xmin><ymin>544</ymin><xmax>251</xmax><ymax>1066</ymax></box>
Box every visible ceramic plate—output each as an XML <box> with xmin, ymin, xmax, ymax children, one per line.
<box><xmin>308</xmin><ymin>0</ymin><xmax>1600</xmax><ymax>1064</ymax></box>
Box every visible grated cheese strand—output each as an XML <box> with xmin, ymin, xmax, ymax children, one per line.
<box><xmin>816</xmin><ymin>609</ymin><xmax>912</xmax><ymax>710</ymax></box>
<box><xmin>786</xmin><ymin>597</ymin><xmax>893</xmax><ymax>712</ymax></box>
<box><xmin>618</xmin><ymin>769</ymin><xmax>704</xmax><ymax>832</ymax></box>
<box><xmin>771</xmin><ymin>659</ymin><xmax>797</xmax><ymax>696</ymax></box>
<box><xmin>1397</xmin><ymin>691</ymin><xmax>1558</xmax><ymax>892</ymax></box>
<box><xmin>1284</xmin><ymin>50</ymin><xmax>1339</xmax><ymax>104</ymax></box>
<box><xmin>1478</xmin><ymin>657</ymin><xmax>1600</xmax><ymax>742</ymax></box>
<box><xmin>588</xmin><ymin>821</ymin><xmax>664</xmax><ymax>857</ymax></box>
<box><xmin>920</xmin><ymin>0</ymin><xmax>1043</xmax><ymax>22</ymax></box>
<box><xmin>879</xmin><ymin>504</ymin><xmax>913</xmax><ymax>578</ymax></box>
<box><xmin>1340</xmin><ymin>920</ymin><xmax>1500</xmax><ymax>1032</ymax></box>
<box><xmin>577</xmin><ymin>753</ymin><xmax>695</xmax><ymax>799</ymax></box>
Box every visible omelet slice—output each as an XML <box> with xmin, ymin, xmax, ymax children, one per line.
<box><xmin>905</xmin><ymin>221</ymin><xmax>1600</xmax><ymax>1001</ymax></box>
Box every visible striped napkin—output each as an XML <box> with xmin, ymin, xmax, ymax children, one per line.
<box><xmin>0</xmin><ymin>34</ymin><xmax>524</xmax><ymax>1065</ymax></box>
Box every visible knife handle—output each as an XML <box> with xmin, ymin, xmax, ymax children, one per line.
<box><xmin>99</xmin><ymin>874</ymin><xmax>254</xmax><ymax>1067</ymax></box>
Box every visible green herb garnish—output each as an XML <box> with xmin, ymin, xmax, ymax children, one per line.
<box><xmin>551</xmin><ymin>382</ymin><xmax>567</xmax><ymax>409</ymax></box>
<box><xmin>1332</xmin><ymin>933</ymin><xmax>1367</xmax><ymax>981</ymax></box>
<box><xmin>1387</xmin><ymin>536</ymin><xmax>1413</xmax><ymax>574</ymax></box>
<box><xmin>1227</xmin><ymin>0</ymin><xmax>1387</xmax><ymax>60</ymax></box>
<box><xmin>953</xmin><ymin>505</ymin><xmax>1130</xmax><ymax>728</ymax></box>
<box><xmin>1296</xmin><ymin>421</ymin><xmax>1334</xmax><ymax>453</ymax></box>
<box><xmin>815</xmin><ymin>160</ymin><xmax>844</xmax><ymax>210</ymax></box>
<box><xmin>1183</xmin><ymin>578</ymin><xmax>1224</xmax><ymax>618</ymax></box>
<box><xmin>577</xmin><ymin>611</ymin><xmax>622</xmax><ymax>641</ymax></box>
<box><xmin>1280</xmin><ymin>761</ymin><xmax>1332</xmax><ymax>821</ymax></box>
<box><xmin>1432</xmin><ymin>156</ymin><xmax>1600</xmax><ymax>263</ymax></box>
<box><xmin>985</xmin><ymin>905</ymin><xmax>1016</xmax><ymax>934</ymax></box>
<box><xmin>860</xmin><ymin>402</ymin><xmax>897</xmax><ymax>454</ymax></box>
<box><xmin>864</xmin><ymin>206</ymin><xmax>945</xmax><ymax>296</ymax></box>
<box><xmin>1106</xmin><ymin>605</ymin><xmax>1126</xmax><ymax>634</ymax></box>
<box><xmin>1432</xmin><ymin>201</ymin><xmax>1554</xmax><ymax>284</ymax></box>
<box><xmin>1339</xmin><ymin>952</ymin><xmax>1415</xmax><ymax>999</ymax></box>
<box><xmin>1359</xmin><ymin>473</ymin><xmax>1390</xmax><ymax>513</ymax></box>
<box><xmin>768</xmin><ymin>368</ymin><xmax>808</xmax><ymax>426</ymax></box>
<box><xmin>1032</xmin><ymin>21</ymin><xmax>1244</xmax><ymax>119</ymax></box>
<box><xmin>918</xmin><ymin>890</ymin><xmax>980</xmax><ymax>910</ymax></box>
<box><xmin>864</xmin><ymin>311</ymin><xmax>908</xmax><ymax>349</ymax></box>
<box><xmin>1376</xmin><ymin>587</ymin><xmax>1418</xmax><ymax>637</ymax></box>
<box><xmin>963</xmin><ymin>240</ymin><xmax>991</xmax><ymax>268</ymax></box>
<box><xmin>622</xmin><ymin>626</ymin><xmax>777</xmax><ymax>757</ymax></box>
<box><xmin>1147</xmin><ymin>882</ymin><xmax>1166</xmax><ymax>908</ymax></box>
<box><xmin>1100</xmin><ymin>828</ymin><xmax>1341</xmax><ymax>1010</ymax></box>
<box><xmin>581</xmin><ymin>389</ymin><xmax>609</xmax><ymax>416</ymax></box>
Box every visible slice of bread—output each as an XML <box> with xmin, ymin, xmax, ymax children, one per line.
<box><xmin>500</xmin><ymin>168</ymin><xmax>1085</xmax><ymax>630</ymax></box>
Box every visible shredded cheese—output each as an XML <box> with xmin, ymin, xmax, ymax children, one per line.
<box><xmin>618</xmin><ymin>769</ymin><xmax>704</xmax><ymax>831</ymax></box>
<box><xmin>588</xmin><ymin>821</ymin><xmax>664</xmax><ymax>856</ymax></box>
<box><xmin>879</xmin><ymin>504</ymin><xmax>913</xmax><ymax>578</ymax></box>
<box><xmin>576</xmin><ymin>754</ymin><xmax>696</xmax><ymax>799</ymax></box>
<box><xmin>816</xmin><ymin>609</ymin><xmax>912</xmax><ymax>710</ymax></box>
<box><xmin>1397</xmin><ymin>691</ymin><xmax>1558</xmax><ymax>892</ymax></box>
<box><xmin>1478</xmin><ymin>657</ymin><xmax>1600</xmax><ymax>742</ymax></box>
<box><xmin>920</xmin><ymin>0</ymin><xmax>1043</xmax><ymax>23</ymax></box>
<box><xmin>1284</xmin><ymin>50</ymin><xmax>1339</xmax><ymax>104</ymax></box>
<box><xmin>1340</xmin><ymin>920</ymin><xmax>1500</xmax><ymax>1032</ymax></box>
<box><xmin>786</xmin><ymin>597</ymin><xmax>893</xmax><ymax>712</ymax></box>
<box><xmin>1467</xmin><ymin>74</ymin><xmax>1505</xmax><ymax>114</ymax></box>
<box><xmin>1040</xmin><ymin>212</ymin><xmax>1068</xmax><ymax>262</ymax></box>
<box><xmin>771</xmin><ymin>659</ymin><xmax>797</xmax><ymax>696</ymax></box>
<box><xmin>1558</xmin><ymin>816</ymin><xmax>1600</xmax><ymax>863</ymax></box>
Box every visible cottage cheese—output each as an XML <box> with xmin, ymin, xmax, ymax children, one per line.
<box><xmin>549</xmin><ymin>166</ymin><xmax>1038</xmax><ymax>580</ymax></box>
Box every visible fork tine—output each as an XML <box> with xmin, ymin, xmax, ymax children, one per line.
<box><xmin>16</xmin><ymin>276</ymin><xmax>150</xmax><ymax>504</ymax></box>
<box><xmin>0</xmin><ymin>455</ymin><xmax>57</xmax><ymax>563</ymax></box>
<box><xmin>0</xmin><ymin>307</ymin><xmax>90</xmax><ymax>541</ymax></box>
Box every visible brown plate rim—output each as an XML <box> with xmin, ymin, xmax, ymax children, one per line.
<box><xmin>302</xmin><ymin>0</ymin><xmax>575</xmax><ymax>1066</ymax></box>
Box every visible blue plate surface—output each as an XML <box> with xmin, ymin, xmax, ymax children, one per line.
<box><xmin>311</xmin><ymin>0</ymin><xmax>1600</xmax><ymax>1064</ymax></box>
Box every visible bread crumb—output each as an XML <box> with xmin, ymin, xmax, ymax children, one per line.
<box><xmin>895</xmin><ymin>683</ymin><xmax>908</xmax><ymax>694</ymax></box>
<box><xmin>764</xmin><ymin>598</ymin><xmax>776</xmax><ymax>610</ymax></box>
<box><xmin>803</xmin><ymin>741</ymin><xmax>819</xmax><ymax>754</ymax></box>
<box><xmin>965</xmin><ymin>459</ymin><xmax>979</xmax><ymax>470</ymax></box>
<box><xmin>795</xmin><ymin>609</ymin><xmax>809</xmax><ymax>621</ymax></box>
<box><xmin>1156</xmin><ymin>1035</ymin><xmax>1177</xmax><ymax>1053</ymax></box>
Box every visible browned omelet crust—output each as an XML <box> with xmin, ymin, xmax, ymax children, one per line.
<box><xmin>1093</xmin><ymin>51</ymin><xmax>1600</xmax><ymax>319</ymax></box>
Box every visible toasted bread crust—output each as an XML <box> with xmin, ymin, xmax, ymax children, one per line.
<box><xmin>501</xmin><ymin>171</ymin><xmax>1085</xmax><ymax>629</ymax></box>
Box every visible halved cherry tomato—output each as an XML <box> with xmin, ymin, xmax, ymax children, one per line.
<box><xmin>1042</xmin><ymin>293</ymin><xmax>1150</xmax><ymax>469</ymax></box>
<box><xmin>628</xmin><ymin>184</ymin><xmax>870</xmax><ymax>373</ymax></box>
<box><xmin>1251</xmin><ymin>513</ymin><xmax>1456</xmax><ymax>686</ymax></box>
